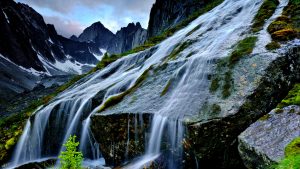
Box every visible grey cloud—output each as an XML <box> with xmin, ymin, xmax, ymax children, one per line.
<box><xmin>19</xmin><ymin>0</ymin><xmax>155</xmax><ymax>15</ymax></box>
<box><xmin>44</xmin><ymin>16</ymin><xmax>84</xmax><ymax>37</ymax></box>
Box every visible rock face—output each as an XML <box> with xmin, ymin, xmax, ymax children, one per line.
<box><xmin>77</xmin><ymin>22</ymin><xmax>147</xmax><ymax>54</ymax></box>
<box><xmin>238</xmin><ymin>105</ymin><xmax>300</xmax><ymax>169</ymax></box>
<box><xmin>147</xmin><ymin>0</ymin><xmax>216</xmax><ymax>37</ymax></box>
<box><xmin>0</xmin><ymin>0</ymin><xmax>100</xmax><ymax>101</ymax></box>
<box><xmin>91</xmin><ymin>113</ymin><xmax>152</xmax><ymax>165</ymax></box>
<box><xmin>78</xmin><ymin>22</ymin><xmax>116</xmax><ymax>49</ymax></box>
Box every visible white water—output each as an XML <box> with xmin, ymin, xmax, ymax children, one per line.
<box><xmin>7</xmin><ymin>0</ymin><xmax>278</xmax><ymax>168</ymax></box>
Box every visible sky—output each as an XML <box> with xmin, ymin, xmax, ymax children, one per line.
<box><xmin>15</xmin><ymin>0</ymin><xmax>155</xmax><ymax>37</ymax></box>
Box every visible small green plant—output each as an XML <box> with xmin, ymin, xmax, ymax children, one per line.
<box><xmin>59</xmin><ymin>135</ymin><xmax>83</xmax><ymax>169</ymax></box>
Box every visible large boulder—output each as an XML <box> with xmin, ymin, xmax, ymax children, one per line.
<box><xmin>238</xmin><ymin>105</ymin><xmax>300</xmax><ymax>169</ymax></box>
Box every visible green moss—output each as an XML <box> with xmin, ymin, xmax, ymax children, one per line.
<box><xmin>222</xmin><ymin>71</ymin><xmax>233</xmax><ymax>98</ymax></box>
<box><xmin>210</xmin><ymin>77</ymin><xmax>220</xmax><ymax>92</ymax></box>
<box><xmin>268</xmin><ymin>0</ymin><xmax>300</xmax><ymax>43</ymax></box>
<box><xmin>161</xmin><ymin>79</ymin><xmax>172</xmax><ymax>96</ymax></box>
<box><xmin>285</xmin><ymin>137</ymin><xmax>300</xmax><ymax>157</ymax></box>
<box><xmin>274</xmin><ymin>108</ymin><xmax>284</xmax><ymax>114</ymax></box>
<box><xmin>0</xmin><ymin>73</ymin><xmax>88</xmax><ymax>163</ymax></box>
<box><xmin>186</xmin><ymin>25</ymin><xmax>202</xmax><ymax>37</ymax></box>
<box><xmin>271</xmin><ymin>29</ymin><xmax>298</xmax><ymax>41</ymax></box>
<box><xmin>272</xmin><ymin>137</ymin><xmax>300</xmax><ymax>169</ymax></box>
<box><xmin>259</xmin><ymin>114</ymin><xmax>272</xmax><ymax>121</ymax></box>
<box><xmin>277</xmin><ymin>83</ymin><xmax>300</xmax><ymax>108</ymax></box>
<box><xmin>186</xmin><ymin>51</ymin><xmax>197</xmax><ymax>58</ymax></box>
<box><xmin>267</xmin><ymin>20</ymin><xmax>291</xmax><ymax>34</ymax></box>
<box><xmin>211</xmin><ymin>104</ymin><xmax>221</xmax><ymax>115</ymax></box>
<box><xmin>4</xmin><ymin>138</ymin><xmax>15</xmax><ymax>150</ymax></box>
<box><xmin>266</xmin><ymin>41</ymin><xmax>281</xmax><ymax>50</ymax></box>
<box><xmin>252</xmin><ymin>0</ymin><xmax>279</xmax><ymax>32</ymax></box>
<box><xmin>167</xmin><ymin>40</ymin><xmax>196</xmax><ymax>61</ymax></box>
<box><xmin>210</xmin><ymin>36</ymin><xmax>257</xmax><ymax>98</ymax></box>
<box><xmin>229</xmin><ymin>36</ymin><xmax>258</xmax><ymax>66</ymax></box>
<box><xmin>99</xmin><ymin>67</ymin><xmax>151</xmax><ymax>112</ymax></box>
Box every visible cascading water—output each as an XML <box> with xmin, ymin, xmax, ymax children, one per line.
<box><xmin>6</xmin><ymin>0</ymin><xmax>286</xmax><ymax>168</ymax></box>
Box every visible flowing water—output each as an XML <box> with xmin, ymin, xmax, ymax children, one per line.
<box><xmin>6</xmin><ymin>0</ymin><xmax>286</xmax><ymax>168</ymax></box>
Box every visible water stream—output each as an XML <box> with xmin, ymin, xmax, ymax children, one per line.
<box><xmin>6</xmin><ymin>0</ymin><xmax>284</xmax><ymax>168</ymax></box>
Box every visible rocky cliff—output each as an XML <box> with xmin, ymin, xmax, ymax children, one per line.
<box><xmin>147</xmin><ymin>0</ymin><xmax>217</xmax><ymax>37</ymax></box>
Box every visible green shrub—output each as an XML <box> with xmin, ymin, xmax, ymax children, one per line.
<box><xmin>59</xmin><ymin>135</ymin><xmax>83</xmax><ymax>169</ymax></box>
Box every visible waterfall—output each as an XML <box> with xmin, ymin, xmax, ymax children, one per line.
<box><xmin>6</xmin><ymin>0</ymin><xmax>281</xmax><ymax>168</ymax></box>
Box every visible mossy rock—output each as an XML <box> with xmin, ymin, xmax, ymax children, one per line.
<box><xmin>266</xmin><ymin>41</ymin><xmax>281</xmax><ymax>50</ymax></box>
<box><xmin>277</xmin><ymin>83</ymin><xmax>300</xmax><ymax>108</ymax></box>
<box><xmin>271</xmin><ymin>29</ymin><xmax>298</xmax><ymax>41</ymax></box>
<box><xmin>267</xmin><ymin>21</ymin><xmax>291</xmax><ymax>34</ymax></box>
<box><xmin>5</xmin><ymin>137</ymin><xmax>15</xmax><ymax>150</ymax></box>
<box><xmin>285</xmin><ymin>137</ymin><xmax>300</xmax><ymax>157</ymax></box>
<box><xmin>252</xmin><ymin>0</ymin><xmax>279</xmax><ymax>32</ymax></box>
<box><xmin>274</xmin><ymin>137</ymin><xmax>300</xmax><ymax>169</ymax></box>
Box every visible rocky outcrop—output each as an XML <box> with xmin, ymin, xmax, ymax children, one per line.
<box><xmin>91</xmin><ymin>113</ymin><xmax>152</xmax><ymax>165</ymax></box>
<box><xmin>77</xmin><ymin>22</ymin><xmax>147</xmax><ymax>54</ymax></box>
<box><xmin>185</xmin><ymin>45</ymin><xmax>300</xmax><ymax>168</ymax></box>
<box><xmin>147</xmin><ymin>0</ymin><xmax>219</xmax><ymax>37</ymax></box>
<box><xmin>78</xmin><ymin>22</ymin><xmax>116</xmax><ymax>49</ymax></box>
<box><xmin>238</xmin><ymin>105</ymin><xmax>300</xmax><ymax>169</ymax></box>
<box><xmin>108</xmin><ymin>22</ymin><xmax>147</xmax><ymax>54</ymax></box>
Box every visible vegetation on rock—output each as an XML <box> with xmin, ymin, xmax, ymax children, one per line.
<box><xmin>266</xmin><ymin>0</ymin><xmax>300</xmax><ymax>49</ymax></box>
<box><xmin>272</xmin><ymin>137</ymin><xmax>300</xmax><ymax>169</ymax></box>
<box><xmin>266</xmin><ymin>41</ymin><xmax>281</xmax><ymax>50</ymax></box>
<box><xmin>99</xmin><ymin>67</ymin><xmax>151</xmax><ymax>112</ymax></box>
<box><xmin>252</xmin><ymin>0</ymin><xmax>279</xmax><ymax>32</ymax></box>
<box><xmin>161</xmin><ymin>79</ymin><xmax>172</xmax><ymax>96</ymax></box>
<box><xmin>228</xmin><ymin>37</ymin><xmax>258</xmax><ymax>67</ymax></box>
<box><xmin>0</xmin><ymin>74</ymin><xmax>86</xmax><ymax>164</ymax></box>
<box><xmin>210</xmin><ymin>36</ymin><xmax>257</xmax><ymax>98</ymax></box>
<box><xmin>166</xmin><ymin>40</ymin><xmax>196</xmax><ymax>61</ymax></box>
<box><xmin>59</xmin><ymin>135</ymin><xmax>83</xmax><ymax>169</ymax></box>
<box><xmin>277</xmin><ymin>83</ymin><xmax>300</xmax><ymax>108</ymax></box>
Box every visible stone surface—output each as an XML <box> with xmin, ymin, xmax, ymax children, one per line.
<box><xmin>91</xmin><ymin>113</ymin><xmax>152</xmax><ymax>166</ymax></box>
<box><xmin>238</xmin><ymin>105</ymin><xmax>300</xmax><ymax>169</ymax></box>
<box><xmin>147</xmin><ymin>0</ymin><xmax>218</xmax><ymax>37</ymax></box>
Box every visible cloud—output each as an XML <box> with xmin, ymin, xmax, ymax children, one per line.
<box><xmin>44</xmin><ymin>16</ymin><xmax>85</xmax><ymax>37</ymax></box>
<box><xmin>17</xmin><ymin>0</ymin><xmax>155</xmax><ymax>16</ymax></box>
<box><xmin>16</xmin><ymin>0</ymin><xmax>155</xmax><ymax>37</ymax></box>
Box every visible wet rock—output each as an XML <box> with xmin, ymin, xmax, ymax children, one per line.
<box><xmin>238</xmin><ymin>105</ymin><xmax>300</xmax><ymax>169</ymax></box>
<box><xmin>91</xmin><ymin>113</ymin><xmax>152</xmax><ymax>166</ymax></box>
<box><xmin>184</xmin><ymin>45</ymin><xmax>300</xmax><ymax>168</ymax></box>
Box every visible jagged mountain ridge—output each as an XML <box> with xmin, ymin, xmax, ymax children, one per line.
<box><xmin>0</xmin><ymin>0</ymin><xmax>104</xmax><ymax>102</ymax></box>
<box><xmin>73</xmin><ymin>21</ymin><xmax>147</xmax><ymax>54</ymax></box>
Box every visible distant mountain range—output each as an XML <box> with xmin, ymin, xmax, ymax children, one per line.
<box><xmin>0</xmin><ymin>0</ymin><xmax>147</xmax><ymax>100</ymax></box>
<box><xmin>71</xmin><ymin>21</ymin><xmax>147</xmax><ymax>55</ymax></box>
<box><xmin>0</xmin><ymin>0</ymin><xmax>201</xmax><ymax>101</ymax></box>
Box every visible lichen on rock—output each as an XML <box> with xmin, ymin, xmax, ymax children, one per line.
<box><xmin>238</xmin><ymin>105</ymin><xmax>300</xmax><ymax>169</ymax></box>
